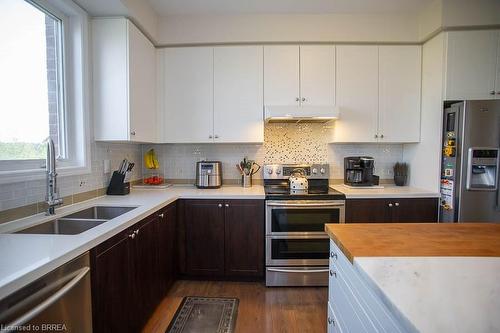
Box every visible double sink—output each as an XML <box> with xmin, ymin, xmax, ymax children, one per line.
<box><xmin>15</xmin><ymin>206</ymin><xmax>137</xmax><ymax>235</ymax></box>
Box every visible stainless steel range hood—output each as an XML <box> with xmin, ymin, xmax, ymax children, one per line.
<box><xmin>264</xmin><ymin>106</ymin><xmax>339</xmax><ymax>123</ymax></box>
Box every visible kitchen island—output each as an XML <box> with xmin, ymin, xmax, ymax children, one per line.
<box><xmin>325</xmin><ymin>223</ymin><xmax>500</xmax><ymax>333</ymax></box>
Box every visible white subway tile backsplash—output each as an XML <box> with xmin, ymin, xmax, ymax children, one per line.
<box><xmin>0</xmin><ymin>142</ymin><xmax>142</xmax><ymax>212</ymax></box>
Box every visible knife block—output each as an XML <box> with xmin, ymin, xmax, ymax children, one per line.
<box><xmin>106</xmin><ymin>171</ymin><xmax>131</xmax><ymax>195</ymax></box>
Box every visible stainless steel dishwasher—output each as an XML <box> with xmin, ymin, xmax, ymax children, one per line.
<box><xmin>0</xmin><ymin>252</ymin><xmax>92</xmax><ymax>332</ymax></box>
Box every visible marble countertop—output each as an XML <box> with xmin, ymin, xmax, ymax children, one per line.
<box><xmin>0</xmin><ymin>185</ymin><xmax>264</xmax><ymax>300</ymax></box>
<box><xmin>331</xmin><ymin>184</ymin><xmax>440</xmax><ymax>199</ymax></box>
<box><xmin>354</xmin><ymin>256</ymin><xmax>500</xmax><ymax>333</ymax></box>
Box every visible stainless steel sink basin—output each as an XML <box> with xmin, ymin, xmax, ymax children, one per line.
<box><xmin>15</xmin><ymin>206</ymin><xmax>138</xmax><ymax>235</ymax></box>
<box><xmin>63</xmin><ymin>206</ymin><xmax>137</xmax><ymax>220</ymax></box>
<box><xmin>15</xmin><ymin>218</ymin><xmax>107</xmax><ymax>235</ymax></box>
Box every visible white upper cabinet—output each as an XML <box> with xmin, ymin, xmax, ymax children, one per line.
<box><xmin>332</xmin><ymin>45</ymin><xmax>422</xmax><ymax>143</ymax></box>
<box><xmin>378</xmin><ymin>46</ymin><xmax>422</xmax><ymax>143</ymax></box>
<box><xmin>333</xmin><ymin>45</ymin><xmax>379</xmax><ymax>143</ymax></box>
<box><xmin>264</xmin><ymin>46</ymin><xmax>300</xmax><ymax>105</ymax></box>
<box><xmin>497</xmin><ymin>34</ymin><xmax>500</xmax><ymax>97</ymax></box>
<box><xmin>160</xmin><ymin>46</ymin><xmax>264</xmax><ymax>143</ymax></box>
<box><xmin>300</xmin><ymin>45</ymin><xmax>336</xmax><ymax>106</ymax></box>
<box><xmin>264</xmin><ymin>45</ymin><xmax>335</xmax><ymax>107</ymax></box>
<box><xmin>93</xmin><ymin>18</ymin><xmax>157</xmax><ymax>142</ymax></box>
<box><xmin>213</xmin><ymin>46</ymin><xmax>264</xmax><ymax>143</ymax></box>
<box><xmin>160</xmin><ymin>47</ymin><xmax>214</xmax><ymax>143</ymax></box>
<box><xmin>444</xmin><ymin>30</ymin><xmax>500</xmax><ymax>100</ymax></box>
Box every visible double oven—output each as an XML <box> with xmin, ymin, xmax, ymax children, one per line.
<box><xmin>264</xmin><ymin>164</ymin><xmax>346</xmax><ymax>287</ymax></box>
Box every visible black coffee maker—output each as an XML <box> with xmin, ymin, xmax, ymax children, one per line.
<box><xmin>344</xmin><ymin>156</ymin><xmax>379</xmax><ymax>186</ymax></box>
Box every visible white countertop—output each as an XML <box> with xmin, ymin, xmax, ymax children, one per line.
<box><xmin>0</xmin><ymin>185</ymin><xmax>264</xmax><ymax>300</ymax></box>
<box><xmin>331</xmin><ymin>184</ymin><xmax>440</xmax><ymax>199</ymax></box>
<box><xmin>353</xmin><ymin>256</ymin><xmax>500</xmax><ymax>333</ymax></box>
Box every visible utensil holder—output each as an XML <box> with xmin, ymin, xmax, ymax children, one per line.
<box><xmin>242</xmin><ymin>174</ymin><xmax>252</xmax><ymax>188</ymax></box>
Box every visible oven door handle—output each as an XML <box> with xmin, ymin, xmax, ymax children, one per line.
<box><xmin>267</xmin><ymin>268</ymin><xmax>329</xmax><ymax>273</ymax></box>
<box><xmin>266</xmin><ymin>202</ymin><xmax>344</xmax><ymax>207</ymax></box>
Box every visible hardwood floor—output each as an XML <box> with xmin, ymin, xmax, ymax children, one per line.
<box><xmin>142</xmin><ymin>280</ymin><xmax>328</xmax><ymax>333</ymax></box>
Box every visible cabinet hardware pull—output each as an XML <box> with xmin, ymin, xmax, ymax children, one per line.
<box><xmin>134</xmin><ymin>229</ymin><xmax>139</xmax><ymax>235</ymax></box>
<box><xmin>497</xmin><ymin>91</ymin><xmax>500</xmax><ymax>95</ymax></box>
<box><xmin>158</xmin><ymin>213</ymin><xmax>164</xmax><ymax>218</ymax></box>
<box><xmin>374</xmin><ymin>134</ymin><xmax>378</xmax><ymax>139</ymax></box>
<box><xmin>328</xmin><ymin>317</ymin><xmax>334</xmax><ymax>325</ymax></box>
<box><xmin>295</xmin><ymin>97</ymin><xmax>300</xmax><ymax>102</ymax></box>
<box><xmin>388</xmin><ymin>203</ymin><xmax>393</xmax><ymax>207</ymax></box>
<box><xmin>130</xmin><ymin>131</ymin><xmax>136</xmax><ymax>136</ymax></box>
<box><xmin>301</xmin><ymin>97</ymin><xmax>306</xmax><ymax>102</ymax></box>
<box><xmin>209</xmin><ymin>135</ymin><xmax>213</xmax><ymax>139</ymax></box>
<box><xmin>129</xmin><ymin>233</ymin><xmax>135</xmax><ymax>239</ymax></box>
<box><xmin>214</xmin><ymin>135</ymin><xmax>219</xmax><ymax>139</ymax></box>
<box><xmin>395</xmin><ymin>202</ymin><xmax>400</xmax><ymax>207</ymax></box>
<box><xmin>329</xmin><ymin>270</ymin><xmax>336</xmax><ymax>278</ymax></box>
<box><xmin>490</xmin><ymin>90</ymin><xmax>496</xmax><ymax>95</ymax></box>
<box><xmin>380</xmin><ymin>134</ymin><xmax>384</xmax><ymax>139</ymax></box>
<box><xmin>218</xmin><ymin>203</ymin><xmax>223</xmax><ymax>208</ymax></box>
<box><xmin>225</xmin><ymin>203</ymin><xmax>229</xmax><ymax>207</ymax></box>
<box><xmin>330</xmin><ymin>251</ymin><xmax>337</xmax><ymax>259</ymax></box>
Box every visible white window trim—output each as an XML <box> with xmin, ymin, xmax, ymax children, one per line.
<box><xmin>0</xmin><ymin>0</ymin><xmax>91</xmax><ymax>184</ymax></box>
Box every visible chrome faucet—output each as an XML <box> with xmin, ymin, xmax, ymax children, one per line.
<box><xmin>46</xmin><ymin>138</ymin><xmax>63</xmax><ymax>215</ymax></box>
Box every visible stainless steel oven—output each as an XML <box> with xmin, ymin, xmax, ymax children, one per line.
<box><xmin>266</xmin><ymin>200</ymin><xmax>345</xmax><ymax>236</ymax></box>
<box><xmin>265</xmin><ymin>199</ymin><xmax>345</xmax><ymax>286</ymax></box>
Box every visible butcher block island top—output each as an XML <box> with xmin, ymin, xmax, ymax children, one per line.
<box><xmin>325</xmin><ymin>223</ymin><xmax>500</xmax><ymax>263</ymax></box>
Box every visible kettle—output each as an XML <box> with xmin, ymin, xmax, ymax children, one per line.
<box><xmin>289</xmin><ymin>169</ymin><xmax>309</xmax><ymax>194</ymax></box>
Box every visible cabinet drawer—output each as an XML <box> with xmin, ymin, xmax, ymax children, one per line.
<box><xmin>329</xmin><ymin>258</ymin><xmax>376</xmax><ymax>333</ymax></box>
<box><xmin>328</xmin><ymin>301</ymin><xmax>344</xmax><ymax>333</ymax></box>
<box><xmin>330</xmin><ymin>240</ymin><xmax>405</xmax><ymax>332</ymax></box>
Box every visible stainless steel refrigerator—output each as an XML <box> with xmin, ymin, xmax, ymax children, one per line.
<box><xmin>440</xmin><ymin>100</ymin><xmax>500</xmax><ymax>222</ymax></box>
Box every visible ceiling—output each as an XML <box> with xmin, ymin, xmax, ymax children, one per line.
<box><xmin>146</xmin><ymin>0</ymin><xmax>434</xmax><ymax>16</ymax></box>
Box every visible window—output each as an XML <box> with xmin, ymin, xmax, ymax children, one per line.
<box><xmin>0</xmin><ymin>0</ymin><xmax>66</xmax><ymax>160</ymax></box>
<box><xmin>0</xmin><ymin>0</ymin><xmax>90</xmax><ymax>182</ymax></box>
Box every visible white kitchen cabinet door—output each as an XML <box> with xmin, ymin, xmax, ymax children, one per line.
<box><xmin>93</xmin><ymin>18</ymin><xmax>157</xmax><ymax>143</ymax></box>
<box><xmin>264</xmin><ymin>46</ymin><xmax>300</xmax><ymax>106</ymax></box>
<box><xmin>378</xmin><ymin>45</ymin><xmax>421</xmax><ymax>143</ymax></box>
<box><xmin>445</xmin><ymin>30</ymin><xmax>498</xmax><ymax>100</ymax></box>
<box><xmin>213</xmin><ymin>46</ymin><xmax>264</xmax><ymax>143</ymax></box>
<box><xmin>161</xmin><ymin>47</ymin><xmax>214</xmax><ymax>143</ymax></box>
<box><xmin>128</xmin><ymin>22</ymin><xmax>156</xmax><ymax>143</ymax></box>
<box><xmin>333</xmin><ymin>45</ymin><xmax>379</xmax><ymax>143</ymax></box>
<box><xmin>496</xmin><ymin>33</ymin><xmax>500</xmax><ymax>99</ymax></box>
<box><xmin>300</xmin><ymin>45</ymin><xmax>335</xmax><ymax>106</ymax></box>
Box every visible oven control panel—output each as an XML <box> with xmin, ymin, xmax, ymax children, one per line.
<box><xmin>264</xmin><ymin>164</ymin><xmax>329</xmax><ymax>179</ymax></box>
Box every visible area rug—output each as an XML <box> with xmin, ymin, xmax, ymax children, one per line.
<box><xmin>166</xmin><ymin>296</ymin><xmax>239</xmax><ymax>333</ymax></box>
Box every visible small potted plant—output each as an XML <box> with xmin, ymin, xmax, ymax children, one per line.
<box><xmin>393</xmin><ymin>162</ymin><xmax>408</xmax><ymax>186</ymax></box>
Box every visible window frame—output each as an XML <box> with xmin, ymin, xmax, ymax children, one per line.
<box><xmin>0</xmin><ymin>0</ymin><xmax>91</xmax><ymax>184</ymax></box>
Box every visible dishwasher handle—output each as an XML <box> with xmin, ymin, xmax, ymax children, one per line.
<box><xmin>4</xmin><ymin>267</ymin><xmax>90</xmax><ymax>331</ymax></box>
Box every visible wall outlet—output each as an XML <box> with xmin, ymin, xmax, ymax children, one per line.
<box><xmin>104</xmin><ymin>160</ymin><xmax>111</xmax><ymax>174</ymax></box>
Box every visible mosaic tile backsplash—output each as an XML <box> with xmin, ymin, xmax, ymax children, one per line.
<box><xmin>147</xmin><ymin>123</ymin><xmax>404</xmax><ymax>181</ymax></box>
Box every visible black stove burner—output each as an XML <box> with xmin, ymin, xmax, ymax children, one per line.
<box><xmin>264</xmin><ymin>179</ymin><xmax>345</xmax><ymax>200</ymax></box>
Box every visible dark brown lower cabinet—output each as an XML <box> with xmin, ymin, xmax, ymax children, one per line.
<box><xmin>91</xmin><ymin>203</ymin><xmax>176</xmax><ymax>333</ymax></box>
<box><xmin>180</xmin><ymin>199</ymin><xmax>265</xmax><ymax>279</ymax></box>
<box><xmin>158</xmin><ymin>202</ymin><xmax>176</xmax><ymax>294</ymax></box>
<box><xmin>91</xmin><ymin>231</ymin><xmax>131</xmax><ymax>333</ymax></box>
<box><xmin>184</xmin><ymin>200</ymin><xmax>225</xmax><ymax>277</ymax></box>
<box><xmin>346</xmin><ymin>198</ymin><xmax>439</xmax><ymax>223</ymax></box>
<box><xmin>224</xmin><ymin>200</ymin><xmax>264</xmax><ymax>277</ymax></box>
